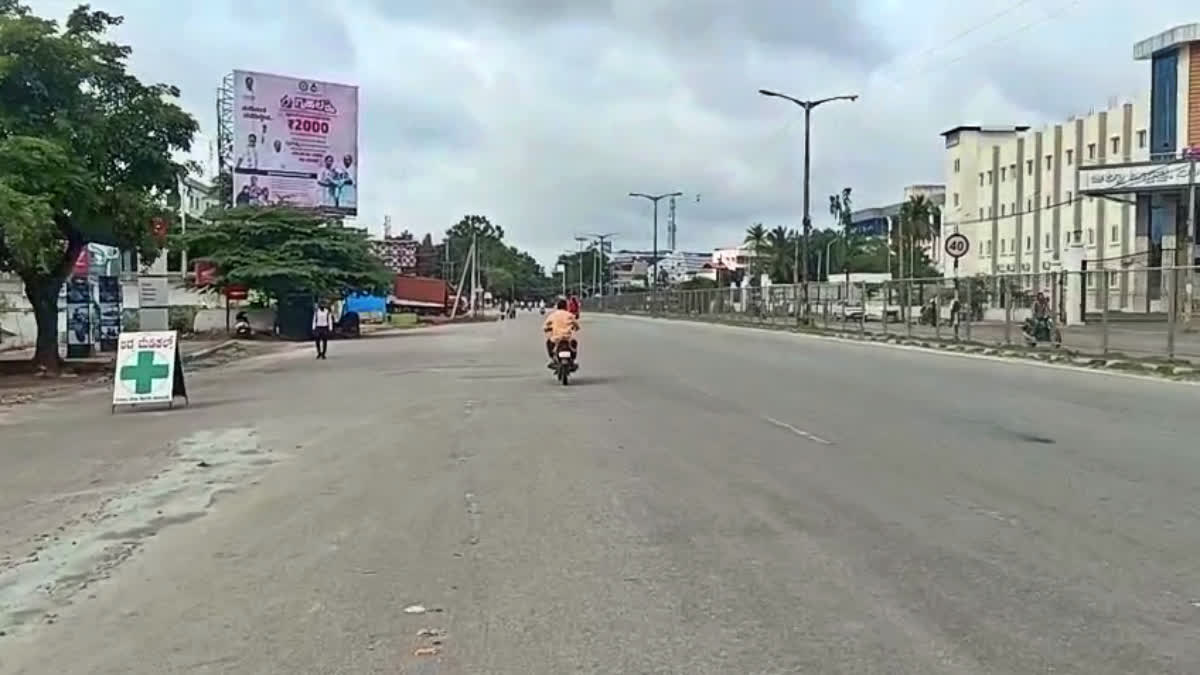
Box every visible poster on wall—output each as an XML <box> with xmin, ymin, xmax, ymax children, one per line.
<box><xmin>232</xmin><ymin>70</ymin><xmax>359</xmax><ymax>216</ymax></box>
<box><xmin>97</xmin><ymin>275</ymin><xmax>122</xmax><ymax>351</ymax></box>
<box><xmin>65</xmin><ymin>274</ymin><xmax>92</xmax><ymax>358</ymax></box>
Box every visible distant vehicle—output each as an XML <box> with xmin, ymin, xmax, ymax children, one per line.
<box><xmin>391</xmin><ymin>276</ymin><xmax>454</xmax><ymax>315</ymax></box>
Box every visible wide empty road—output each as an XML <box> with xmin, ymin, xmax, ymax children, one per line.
<box><xmin>2</xmin><ymin>314</ymin><xmax>1199</xmax><ymax>674</ymax></box>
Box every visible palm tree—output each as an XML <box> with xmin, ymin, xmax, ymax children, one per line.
<box><xmin>744</xmin><ymin>223</ymin><xmax>768</xmax><ymax>283</ymax></box>
<box><xmin>829</xmin><ymin>188</ymin><xmax>854</xmax><ymax>284</ymax></box>
<box><xmin>766</xmin><ymin>226</ymin><xmax>792</xmax><ymax>283</ymax></box>
<box><xmin>895</xmin><ymin>194</ymin><xmax>942</xmax><ymax>279</ymax></box>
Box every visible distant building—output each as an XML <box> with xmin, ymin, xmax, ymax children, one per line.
<box><xmin>657</xmin><ymin>251</ymin><xmax>712</xmax><ymax>284</ymax></box>
<box><xmin>711</xmin><ymin>244</ymin><xmax>758</xmax><ymax>271</ymax></box>
<box><xmin>371</xmin><ymin>236</ymin><xmax>418</xmax><ymax>273</ymax></box>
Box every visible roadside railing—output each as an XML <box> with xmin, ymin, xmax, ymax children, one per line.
<box><xmin>586</xmin><ymin>267</ymin><xmax>1200</xmax><ymax>363</ymax></box>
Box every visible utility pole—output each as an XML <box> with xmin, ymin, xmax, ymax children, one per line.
<box><xmin>667</xmin><ymin>196</ymin><xmax>678</xmax><ymax>251</ymax></box>
<box><xmin>586</xmin><ymin>233</ymin><xmax>617</xmax><ymax>297</ymax></box>
<box><xmin>758</xmin><ymin>89</ymin><xmax>858</xmax><ymax>322</ymax></box>
<box><xmin>629</xmin><ymin>192</ymin><xmax>682</xmax><ymax>291</ymax></box>
<box><xmin>470</xmin><ymin>230</ymin><xmax>479</xmax><ymax>317</ymax></box>
<box><xmin>574</xmin><ymin>236</ymin><xmax>589</xmax><ymax>296</ymax></box>
<box><xmin>1185</xmin><ymin>155</ymin><xmax>1197</xmax><ymax>326</ymax></box>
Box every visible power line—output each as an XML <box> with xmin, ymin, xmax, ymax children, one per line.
<box><xmin>943</xmin><ymin>160</ymin><xmax>1172</xmax><ymax>230</ymax></box>
<box><xmin>885</xmin><ymin>0</ymin><xmax>1087</xmax><ymax>86</ymax></box>
<box><xmin>875</xmin><ymin>0</ymin><xmax>1038</xmax><ymax>76</ymax></box>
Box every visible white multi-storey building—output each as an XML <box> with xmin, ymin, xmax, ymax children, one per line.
<box><xmin>943</xmin><ymin>24</ymin><xmax>1200</xmax><ymax>315</ymax></box>
<box><xmin>943</xmin><ymin>108</ymin><xmax>1150</xmax><ymax>285</ymax></box>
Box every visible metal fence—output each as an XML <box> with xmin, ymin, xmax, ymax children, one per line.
<box><xmin>585</xmin><ymin>266</ymin><xmax>1200</xmax><ymax>363</ymax></box>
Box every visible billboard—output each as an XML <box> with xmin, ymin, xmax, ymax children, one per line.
<box><xmin>232</xmin><ymin>70</ymin><xmax>359</xmax><ymax>215</ymax></box>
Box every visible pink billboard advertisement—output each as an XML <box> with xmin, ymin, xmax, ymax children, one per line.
<box><xmin>232</xmin><ymin>70</ymin><xmax>359</xmax><ymax>216</ymax></box>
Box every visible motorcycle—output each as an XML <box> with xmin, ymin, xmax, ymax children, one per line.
<box><xmin>552</xmin><ymin>338</ymin><xmax>578</xmax><ymax>386</ymax></box>
<box><xmin>234</xmin><ymin>312</ymin><xmax>252</xmax><ymax>338</ymax></box>
<box><xmin>1022</xmin><ymin>316</ymin><xmax>1062</xmax><ymax>347</ymax></box>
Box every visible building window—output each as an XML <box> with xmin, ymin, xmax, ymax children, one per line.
<box><xmin>1045</xmin><ymin>233</ymin><xmax>1051</xmax><ymax>249</ymax></box>
<box><xmin>954</xmin><ymin>158</ymin><xmax>960</xmax><ymax>172</ymax></box>
<box><xmin>1066</xmin><ymin>149</ymin><xmax>1073</xmax><ymax>165</ymax></box>
<box><xmin>988</xmin><ymin>205</ymin><xmax>993</xmax><ymax>217</ymax></box>
<box><xmin>1025</xmin><ymin>159</ymin><xmax>1033</xmax><ymax>175</ymax></box>
<box><xmin>987</xmin><ymin>170</ymin><xmax>993</xmax><ymax>184</ymax></box>
<box><xmin>1001</xmin><ymin>203</ymin><xmax>1006</xmax><ymax>216</ymax></box>
<box><xmin>1087</xmin><ymin>274</ymin><xmax>1095</xmax><ymax>288</ymax></box>
<box><xmin>1026</xmin><ymin>198</ymin><xmax>1032</xmax><ymax>211</ymax></box>
<box><xmin>1137</xmin><ymin>129</ymin><xmax>1147</xmax><ymax>148</ymax></box>
<box><xmin>1111</xmin><ymin>136</ymin><xmax>1120</xmax><ymax>154</ymax></box>
<box><xmin>1026</xmin><ymin>236</ymin><xmax>1032</xmax><ymax>250</ymax></box>
<box><xmin>979</xmin><ymin>173</ymin><xmax>984</xmax><ymax>186</ymax></box>
<box><xmin>1045</xmin><ymin>155</ymin><xmax>1052</xmax><ymax>170</ymax></box>
<box><xmin>1111</xmin><ymin>225</ymin><xmax>1118</xmax><ymax>243</ymax></box>
<box><xmin>1011</xmin><ymin>202</ymin><xmax>1016</xmax><ymax>214</ymax></box>
<box><xmin>1087</xmin><ymin>143</ymin><xmax>1096</xmax><ymax>160</ymax></box>
<box><xmin>1087</xmin><ymin>228</ymin><xmax>1094</xmax><ymax>244</ymax></box>
<box><xmin>1001</xmin><ymin>239</ymin><xmax>1007</xmax><ymax>253</ymax></box>
<box><xmin>987</xmin><ymin>240</ymin><xmax>993</xmax><ymax>254</ymax></box>
<box><xmin>953</xmin><ymin>192</ymin><xmax>960</xmax><ymax>207</ymax></box>
<box><xmin>1066</xmin><ymin>190</ymin><xmax>1073</xmax><ymax>202</ymax></box>
<box><xmin>1109</xmin><ymin>273</ymin><xmax>1119</xmax><ymax>288</ymax></box>
<box><xmin>1000</xmin><ymin>167</ymin><xmax>1007</xmax><ymax>181</ymax></box>
<box><xmin>979</xmin><ymin>208</ymin><xmax>984</xmax><ymax>219</ymax></box>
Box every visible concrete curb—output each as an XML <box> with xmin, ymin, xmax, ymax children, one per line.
<box><xmin>181</xmin><ymin>339</ymin><xmax>238</xmax><ymax>363</ymax></box>
<box><xmin>603</xmin><ymin>312</ymin><xmax>1200</xmax><ymax>384</ymax></box>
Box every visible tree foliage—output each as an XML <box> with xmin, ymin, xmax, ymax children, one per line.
<box><xmin>442</xmin><ymin>214</ymin><xmax>547</xmax><ymax>299</ymax></box>
<box><xmin>554</xmin><ymin>246</ymin><xmax>609</xmax><ymax>296</ymax></box>
<box><xmin>177</xmin><ymin>206</ymin><xmax>392</xmax><ymax>301</ymax></box>
<box><xmin>0</xmin><ymin>2</ymin><xmax>197</xmax><ymax>367</ymax></box>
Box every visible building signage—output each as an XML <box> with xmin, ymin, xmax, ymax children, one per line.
<box><xmin>1079</xmin><ymin>161</ymin><xmax>1194</xmax><ymax>194</ymax></box>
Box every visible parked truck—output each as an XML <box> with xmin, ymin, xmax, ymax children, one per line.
<box><xmin>390</xmin><ymin>276</ymin><xmax>459</xmax><ymax>316</ymax></box>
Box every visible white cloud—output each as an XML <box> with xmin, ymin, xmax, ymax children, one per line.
<box><xmin>26</xmin><ymin>0</ymin><xmax>1199</xmax><ymax>268</ymax></box>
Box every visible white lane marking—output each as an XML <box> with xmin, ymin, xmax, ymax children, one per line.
<box><xmin>764</xmin><ymin>416</ymin><xmax>832</xmax><ymax>445</ymax></box>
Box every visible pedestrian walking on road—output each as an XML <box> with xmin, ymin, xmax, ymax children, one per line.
<box><xmin>312</xmin><ymin>300</ymin><xmax>334</xmax><ymax>359</ymax></box>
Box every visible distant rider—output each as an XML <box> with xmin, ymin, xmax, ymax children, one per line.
<box><xmin>543</xmin><ymin>298</ymin><xmax>580</xmax><ymax>368</ymax></box>
<box><xmin>567</xmin><ymin>294</ymin><xmax>581</xmax><ymax>319</ymax></box>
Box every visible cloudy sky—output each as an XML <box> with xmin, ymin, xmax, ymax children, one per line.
<box><xmin>29</xmin><ymin>0</ymin><xmax>1200</xmax><ymax>267</ymax></box>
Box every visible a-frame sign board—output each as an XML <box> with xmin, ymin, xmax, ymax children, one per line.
<box><xmin>111</xmin><ymin>330</ymin><xmax>189</xmax><ymax>413</ymax></box>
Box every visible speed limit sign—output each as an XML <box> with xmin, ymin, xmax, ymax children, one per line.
<box><xmin>944</xmin><ymin>233</ymin><xmax>970</xmax><ymax>259</ymax></box>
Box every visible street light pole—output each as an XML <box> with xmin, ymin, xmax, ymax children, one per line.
<box><xmin>574</xmin><ymin>236</ymin><xmax>589</xmax><ymax>296</ymax></box>
<box><xmin>629</xmin><ymin>192</ymin><xmax>683</xmax><ymax>291</ymax></box>
<box><xmin>758</xmin><ymin>89</ymin><xmax>858</xmax><ymax>322</ymax></box>
<box><xmin>586</xmin><ymin>233</ymin><xmax>617</xmax><ymax>297</ymax></box>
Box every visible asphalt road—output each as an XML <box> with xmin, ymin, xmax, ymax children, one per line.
<box><xmin>2</xmin><ymin>314</ymin><xmax>1199</xmax><ymax>674</ymax></box>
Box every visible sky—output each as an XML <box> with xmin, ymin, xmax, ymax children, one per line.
<box><xmin>27</xmin><ymin>0</ymin><xmax>1200</xmax><ymax>269</ymax></box>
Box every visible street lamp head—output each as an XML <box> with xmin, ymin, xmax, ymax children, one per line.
<box><xmin>758</xmin><ymin>89</ymin><xmax>780</xmax><ymax>97</ymax></box>
<box><xmin>668</xmin><ymin>191</ymin><xmax>683</xmax><ymax>198</ymax></box>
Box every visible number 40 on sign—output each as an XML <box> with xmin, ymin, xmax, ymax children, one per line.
<box><xmin>944</xmin><ymin>233</ymin><xmax>970</xmax><ymax>259</ymax></box>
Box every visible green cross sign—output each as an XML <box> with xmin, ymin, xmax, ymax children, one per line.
<box><xmin>120</xmin><ymin>350</ymin><xmax>170</xmax><ymax>395</ymax></box>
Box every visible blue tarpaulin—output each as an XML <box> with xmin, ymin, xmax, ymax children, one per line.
<box><xmin>344</xmin><ymin>294</ymin><xmax>387</xmax><ymax>314</ymax></box>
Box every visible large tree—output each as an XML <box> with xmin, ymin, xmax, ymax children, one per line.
<box><xmin>0</xmin><ymin>2</ymin><xmax>197</xmax><ymax>369</ymax></box>
<box><xmin>177</xmin><ymin>206</ymin><xmax>392</xmax><ymax>302</ymax></box>
<box><xmin>442</xmin><ymin>214</ymin><xmax>546</xmax><ymax>300</ymax></box>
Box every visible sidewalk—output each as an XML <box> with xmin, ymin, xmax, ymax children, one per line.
<box><xmin>0</xmin><ymin>338</ymin><xmax>242</xmax><ymax>406</ymax></box>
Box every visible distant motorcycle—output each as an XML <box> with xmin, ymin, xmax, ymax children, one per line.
<box><xmin>1022</xmin><ymin>316</ymin><xmax>1062</xmax><ymax>348</ymax></box>
<box><xmin>551</xmin><ymin>338</ymin><xmax>578</xmax><ymax>386</ymax></box>
<box><xmin>234</xmin><ymin>312</ymin><xmax>252</xmax><ymax>338</ymax></box>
